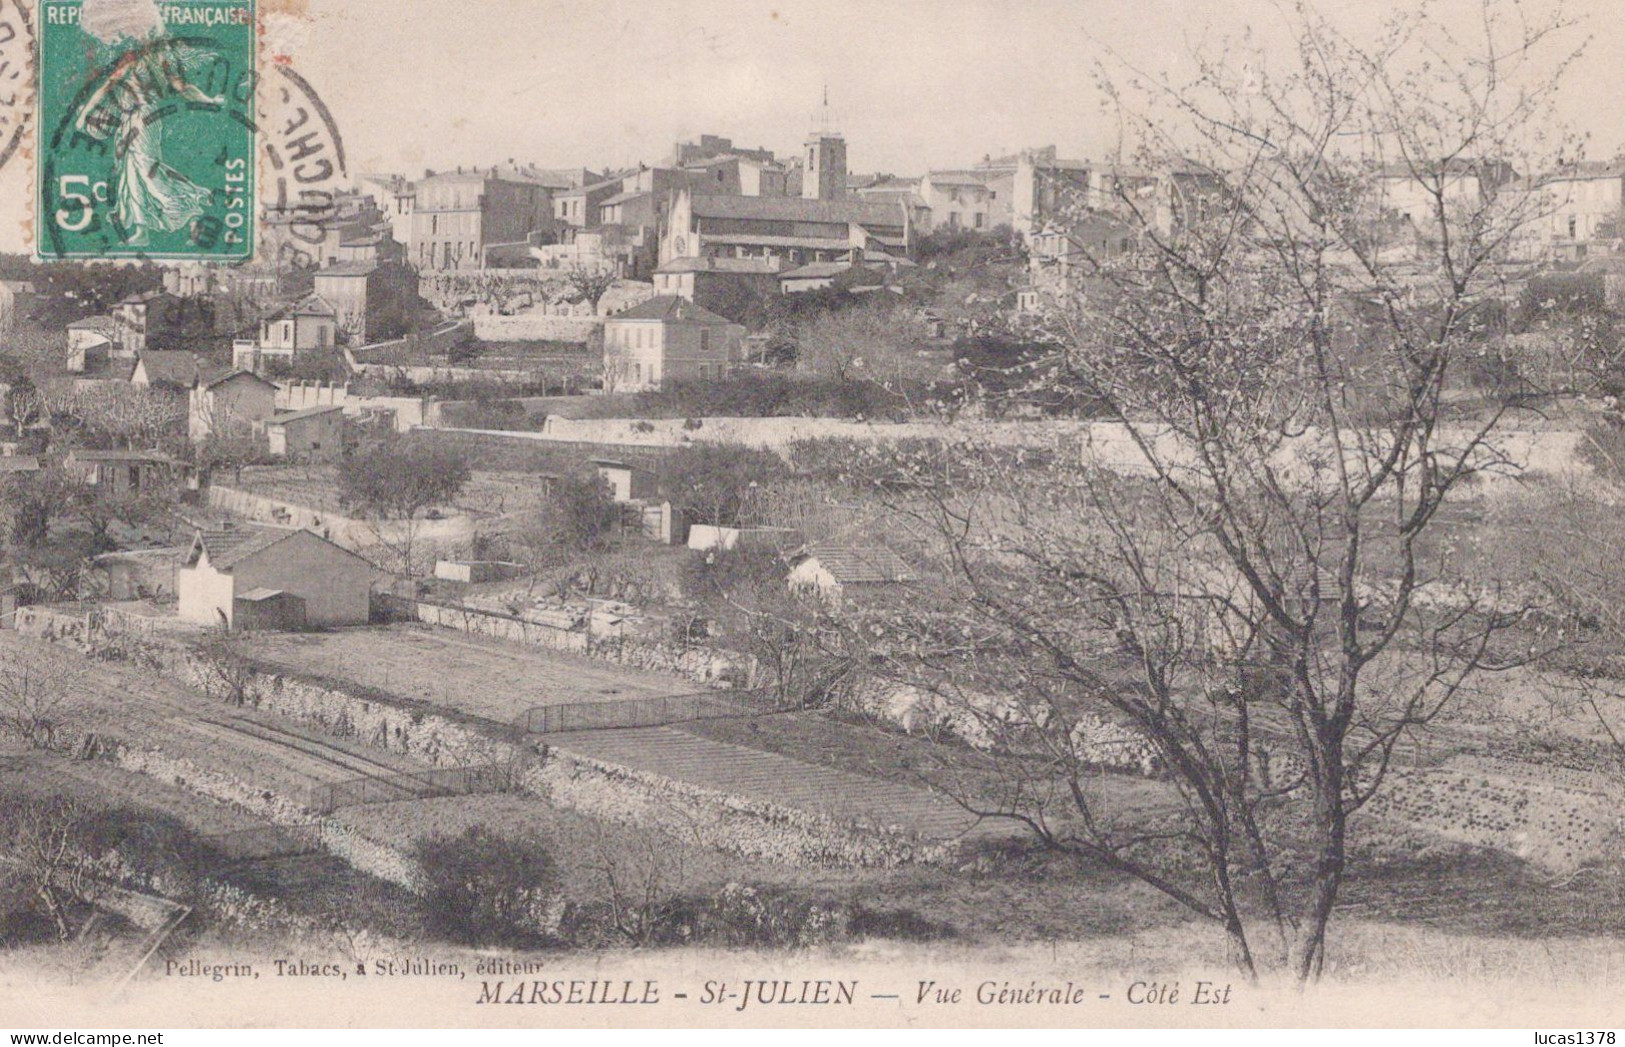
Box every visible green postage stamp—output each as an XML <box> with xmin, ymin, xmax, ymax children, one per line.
<box><xmin>37</xmin><ymin>0</ymin><xmax>256</xmax><ymax>260</ymax></box>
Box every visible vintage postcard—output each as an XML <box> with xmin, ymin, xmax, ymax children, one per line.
<box><xmin>0</xmin><ymin>0</ymin><xmax>1623</xmax><ymax>1033</ymax></box>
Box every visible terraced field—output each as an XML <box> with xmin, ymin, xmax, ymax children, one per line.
<box><xmin>241</xmin><ymin>624</ymin><xmax>696</xmax><ymax>724</ymax></box>
<box><xmin>544</xmin><ymin>725</ymin><xmax>1011</xmax><ymax>844</ymax></box>
<box><xmin>0</xmin><ymin>632</ymin><xmax>432</xmax><ymax>806</ymax></box>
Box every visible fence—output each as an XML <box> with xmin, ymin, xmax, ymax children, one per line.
<box><xmin>514</xmin><ymin>690</ymin><xmax>778</xmax><ymax>734</ymax></box>
<box><xmin>306</xmin><ymin>762</ymin><xmax>515</xmax><ymax>814</ymax></box>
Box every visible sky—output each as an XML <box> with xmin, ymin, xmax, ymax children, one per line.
<box><xmin>4</xmin><ymin>0</ymin><xmax>1625</xmax><ymax>253</ymax></box>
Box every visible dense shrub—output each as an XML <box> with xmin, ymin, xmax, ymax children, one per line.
<box><xmin>413</xmin><ymin>827</ymin><xmax>559</xmax><ymax>946</ymax></box>
<box><xmin>560</xmin><ymin>882</ymin><xmax>951</xmax><ymax>949</ymax></box>
<box><xmin>661</xmin><ymin>443</ymin><xmax>790</xmax><ymax>527</ymax></box>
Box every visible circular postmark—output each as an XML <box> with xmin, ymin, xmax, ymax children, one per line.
<box><xmin>0</xmin><ymin>0</ymin><xmax>36</xmax><ymax>173</ymax></box>
<box><xmin>258</xmin><ymin>60</ymin><xmax>349</xmax><ymax>269</ymax></box>
<box><xmin>39</xmin><ymin>10</ymin><xmax>256</xmax><ymax>260</ymax></box>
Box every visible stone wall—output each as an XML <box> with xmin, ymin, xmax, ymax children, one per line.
<box><xmin>28</xmin><ymin>621</ymin><xmax>957</xmax><ymax>869</ymax></box>
<box><xmin>472</xmin><ymin>313</ymin><xmax>602</xmax><ymax>343</ymax></box>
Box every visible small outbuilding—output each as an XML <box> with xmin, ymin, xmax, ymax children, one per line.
<box><xmin>264</xmin><ymin>404</ymin><xmax>347</xmax><ymax>461</ymax></box>
<box><xmin>787</xmin><ymin>542</ymin><xmax>916</xmax><ymax>602</ymax></box>
<box><xmin>177</xmin><ymin>524</ymin><xmax>378</xmax><ymax>630</ymax></box>
<box><xmin>232</xmin><ymin>588</ymin><xmax>308</xmax><ymax>632</ymax></box>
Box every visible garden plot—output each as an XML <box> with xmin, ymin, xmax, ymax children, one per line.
<box><xmin>239</xmin><ymin>624</ymin><xmax>695</xmax><ymax>724</ymax></box>
<box><xmin>1366</xmin><ymin>756</ymin><xmax>1622</xmax><ymax>874</ymax></box>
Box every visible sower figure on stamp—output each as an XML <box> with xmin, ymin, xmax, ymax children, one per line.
<box><xmin>72</xmin><ymin>37</ymin><xmax>221</xmax><ymax>246</ymax></box>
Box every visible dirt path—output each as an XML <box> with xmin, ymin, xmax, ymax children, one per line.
<box><xmin>543</xmin><ymin>725</ymin><xmax>1012</xmax><ymax>844</ymax></box>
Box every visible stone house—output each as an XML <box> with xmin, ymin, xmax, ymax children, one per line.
<box><xmin>263</xmin><ymin>405</ymin><xmax>347</xmax><ymax>462</ymax></box>
<box><xmin>189</xmin><ymin>370</ymin><xmax>278</xmax><ymax>444</ymax></box>
<box><xmin>409</xmin><ymin>167</ymin><xmax>555</xmax><ymax>271</ymax></box>
<box><xmin>232</xmin><ymin>294</ymin><xmax>338</xmax><ymax>371</ymax></box>
<box><xmin>177</xmin><ymin>524</ymin><xmax>378</xmax><ymax>629</ymax></box>
<box><xmin>601</xmin><ymin>295</ymin><xmax>744</xmax><ymax>392</ymax></box>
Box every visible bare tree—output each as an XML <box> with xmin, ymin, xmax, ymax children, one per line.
<box><xmin>0</xmin><ymin>798</ymin><xmax>99</xmax><ymax>942</ymax></box>
<box><xmin>563</xmin><ymin>265</ymin><xmax>618</xmax><ymax>313</ymax></box>
<box><xmin>867</xmin><ymin>1</ymin><xmax>1580</xmax><ymax>983</ymax></box>
<box><xmin>0</xmin><ymin>655</ymin><xmax>85</xmax><ymax>752</ymax></box>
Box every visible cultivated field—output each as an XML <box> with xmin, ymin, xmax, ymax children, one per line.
<box><xmin>0</xmin><ymin>632</ymin><xmax>432</xmax><ymax>807</ymax></box>
<box><xmin>238</xmin><ymin>623</ymin><xmax>697</xmax><ymax>724</ymax></box>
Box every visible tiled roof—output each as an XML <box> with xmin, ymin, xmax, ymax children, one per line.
<box><xmin>688</xmin><ymin>193</ymin><xmax>908</xmax><ymax>229</ymax></box>
<box><xmin>608</xmin><ymin>295</ymin><xmax>737</xmax><ymax>325</ymax></box>
<box><xmin>599</xmin><ymin>190</ymin><xmax>649</xmax><ymax>207</ymax></box>
<box><xmin>797</xmin><ymin>543</ymin><xmax>916</xmax><ymax>585</ymax></box>
<box><xmin>134</xmin><ymin>350</ymin><xmax>201</xmax><ymax>387</ymax></box>
<box><xmin>196</xmin><ymin>526</ymin><xmax>300</xmax><ymax>570</ymax></box>
<box><xmin>316</xmin><ymin>262</ymin><xmax>378</xmax><ymax>277</ymax></box>
<box><xmin>0</xmin><ymin>456</ymin><xmax>41</xmax><ymax>472</ymax></box>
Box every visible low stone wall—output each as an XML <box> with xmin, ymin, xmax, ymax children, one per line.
<box><xmin>408</xmin><ymin>599</ymin><xmax>588</xmax><ymax>655</ymax></box>
<box><xmin>31</xmin><ymin>621</ymin><xmax>956</xmax><ymax>869</ymax></box>
<box><xmin>472</xmin><ymin>313</ymin><xmax>601</xmax><ymax>343</ymax></box>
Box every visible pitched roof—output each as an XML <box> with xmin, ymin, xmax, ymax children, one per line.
<box><xmin>687</xmin><ymin>193</ymin><xmax>907</xmax><ymax>229</ymax></box>
<box><xmin>193</xmin><ymin>524</ymin><xmax>374</xmax><ymax>572</ymax></box>
<box><xmin>0</xmin><ymin>456</ymin><xmax>41</xmax><ymax>473</ymax></box>
<box><xmin>134</xmin><ymin>350</ymin><xmax>201</xmax><ymax>387</ymax></box>
<box><xmin>200</xmin><ymin>368</ymin><xmax>277</xmax><ymax>391</ymax></box>
<box><xmin>269</xmin><ymin>293</ymin><xmax>338</xmax><ymax>319</ymax></box>
<box><xmin>608</xmin><ymin>295</ymin><xmax>737</xmax><ymax>325</ymax></box>
<box><xmin>195</xmin><ymin>526</ymin><xmax>299</xmax><ymax>569</ymax></box>
<box><xmin>796</xmin><ymin>543</ymin><xmax>916</xmax><ymax>585</ymax></box>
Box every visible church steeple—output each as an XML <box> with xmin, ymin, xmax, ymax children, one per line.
<box><xmin>803</xmin><ymin>86</ymin><xmax>847</xmax><ymax>201</ymax></box>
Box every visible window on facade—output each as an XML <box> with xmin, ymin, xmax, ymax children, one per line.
<box><xmin>700</xmin><ymin>329</ymin><xmax>710</xmax><ymax>351</ymax></box>
<box><xmin>1569</xmin><ymin>216</ymin><xmax>1579</xmax><ymax>239</ymax></box>
<box><xmin>948</xmin><ymin>212</ymin><xmax>960</xmax><ymax>228</ymax></box>
<box><xmin>431</xmin><ymin>215</ymin><xmax>438</xmax><ymax>234</ymax></box>
<box><xmin>974</xmin><ymin>213</ymin><xmax>985</xmax><ymax>229</ymax></box>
